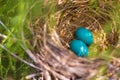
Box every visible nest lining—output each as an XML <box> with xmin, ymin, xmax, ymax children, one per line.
<box><xmin>56</xmin><ymin>2</ymin><xmax>112</xmax><ymax>48</ymax></box>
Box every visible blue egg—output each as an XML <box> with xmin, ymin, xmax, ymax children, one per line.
<box><xmin>75</xmin><ymin>27</ymin><xmax>93</xmax><ymax>45</ymax></box>
<box><xmin>70</xmin><ymin>40</ymin><xmax>88</xmax><ymax>57</ymax></box>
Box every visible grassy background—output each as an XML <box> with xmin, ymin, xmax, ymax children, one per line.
<box><xmin>0</xmin><ymin>0</ymin><xmax>57</xmax><ymax>79</ymax></box>
<box><xmin>0</xmin><ymin>0</ymin><xmax>41</xmax><ymax>79</ymax></box>
<box><xmin>0</xmin><ymin>0</ymin><xmax>120</xmax><ymax>80</ymax></box>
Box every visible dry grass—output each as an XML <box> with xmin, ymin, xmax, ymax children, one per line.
<box><xmin>25</xmin><ymin>0</ymin><xmax>120</xmax><ymax>80</ymax></box>
<box><xmin>56</xmin><ymin>0</ymin><xmax>112</xmax><ymax>48</ymax></box>
<box><xmin>0</xmin><ymin>0</ymin><xmax>120</xmax><ymax>79</ymax></box>
<box><xmin>23</xmin><ymin>0</ymin><xmax>120</xmax><ymax>80</ymax></box>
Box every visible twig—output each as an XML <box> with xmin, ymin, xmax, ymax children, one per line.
<box><xmin>26</xmin><ymin>73</ymin><xmax>42</xmax><ymax>80</ymax></box>
<box><xmin>0</xmin><ymin>33</ymin><xmax>7</xmax><ymax>39</ymax></box>
<box><xmin>111</xmin><ymin>57</ymin><xmax>120</xmax><ymax>63</ymax></box>
<box><xmin>37</xmin><ymin>55</ymin><xmax>69</xmax><ymax>80</ymax></box>
<box><xmin>43</xmin><ymin>24</ymin><xmax>47</xmax><ymax>46</ymax></box>
<box><xmin>44</xmin><ymin>70</ymin><xmax>51</xmax><ymax>80</ymax></box>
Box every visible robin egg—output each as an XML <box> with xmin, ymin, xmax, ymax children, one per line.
<box><xmin>70</xmin><ymin>40</ymin><xmax>88</xmax><ymax>57</ymax></box>
<box><xmin>75</xmin><ymin>27</ymin><xmax>93</xmax><ymax>46</ymax></box>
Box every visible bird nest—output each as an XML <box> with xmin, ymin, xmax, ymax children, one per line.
<box><xmin>26</xmin><ymin>0</ymin><xmax>119</xmax><ymax>80</ymax></box>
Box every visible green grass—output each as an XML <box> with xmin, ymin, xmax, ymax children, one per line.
<box><xmin>0</xmin><ymin>0</ymin><xmax>57</xmax><ymax>79</ymax></box>
<box><xmin>0</xmin><ymin>0</ymin><xmax>120</xmax><ymax>79</ymax></box>
<box><xmin>0</xmin><ymin>0</ymin><xmax>42</xmax><ymax>79</ymax></box>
